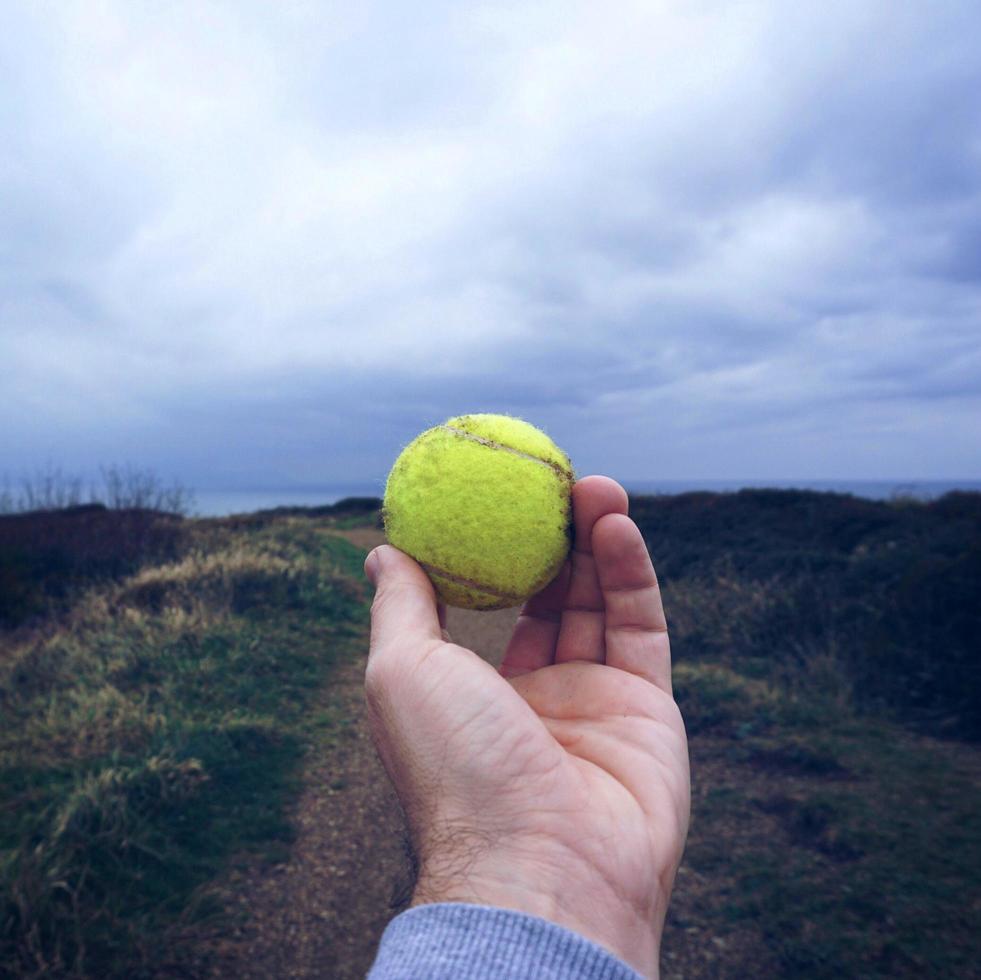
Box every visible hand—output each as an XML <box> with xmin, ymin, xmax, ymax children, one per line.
<box><xmin>364</xmin><ymin>476</ymin><xmax>690</xmax><ymax>979</ymax></box>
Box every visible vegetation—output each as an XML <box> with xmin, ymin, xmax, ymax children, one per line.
<box><xmin>634</xmin><ymin>490</ymin><xmax>981</xmax><ymax>977</ymax></box>
<box><xmin>0</xmin><ymin>466</ymin><xmax>195</xmax><ymax>518</ymax></box>
<box><xmin>0</xmin><ymin>512</ymin><xmax>369</xmax><ymax>978</ymax></box>
<box><xmin>631</xmin><ymin>488</ymin><xmax>981</xmax><ymax>741</ymax></box>
<box><xmin>666</xmin><ymin>661</ymin><xmax>980</xmax><ymax>977</ymax></box>
<box><xmin>0</xmin><ymin>466</ymin><xmax>198</xmax><ymax>630</ymax></box>
<box><xmin>0</xmin><ymin>507</ymin><xmax>186</xmax><ymax>630</ymax></box>
<box><xmin>1</xmin><ymin>487</ymin><xmax>978</xmax><ymax>978</ymax></box>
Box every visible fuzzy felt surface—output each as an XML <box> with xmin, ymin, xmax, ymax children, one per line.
<box><xmin>383</xmin><ymin>415</ymin><xmax>574</xmax><ymax>610</ymax></box>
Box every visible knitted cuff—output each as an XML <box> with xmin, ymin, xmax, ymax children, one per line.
<box><xmin>367</xmin><ymin>902</ymin><xmax>644</xmax><ymax>980</ymax></box>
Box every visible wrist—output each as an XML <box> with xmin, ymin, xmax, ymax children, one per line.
<box><xmin>411</xmin><ymin>841</ymin><xmax>664</xmax><ymax>978</ymax></box>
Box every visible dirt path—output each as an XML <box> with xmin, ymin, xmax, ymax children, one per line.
<box><xmin>192</xmin><ymin>529</ymin><xmax>519</xmax><ymax>978</ymax></box>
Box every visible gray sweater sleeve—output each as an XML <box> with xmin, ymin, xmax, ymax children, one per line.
<box><xmin>366</xmin><ymin>903</ymin><xmax>644</xmax><ymax>979</ymax></box>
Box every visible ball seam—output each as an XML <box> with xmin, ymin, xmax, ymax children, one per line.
<box><xmin>439</xmin><ymin>425</ymin><xmax>573</xmax><ymax>480</ymax></box>
<box><xmin>418</xmin><ymin>560</ymin><xmax>526</xmax><ymax>602</ymax></box>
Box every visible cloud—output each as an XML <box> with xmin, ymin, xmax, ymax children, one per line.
<box><xmin>1</xmin><ymin>0</ymin><xmax>980</xmax><ymax>487</ymax></box>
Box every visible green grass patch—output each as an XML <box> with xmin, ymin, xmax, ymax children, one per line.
<box><xmin>0</xmin><ymin>522</ymin><xmax>369</xmax><ymax>978</ymax></box>
<box><xmin>678</xmin><ymin>660</ymin><xmax>981</xmax><ymax>978</ymax></box>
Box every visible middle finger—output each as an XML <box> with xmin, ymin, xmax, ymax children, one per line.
<box><xmin>555</xmin><ymin>476</ymin><xmax>629</xmax><ymax>664</ymax></box>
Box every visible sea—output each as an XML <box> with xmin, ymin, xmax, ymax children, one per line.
<box><xmin>191</xmin><ymin>479</ymin><xmax>981</xmax><ymax>518</ymax></box>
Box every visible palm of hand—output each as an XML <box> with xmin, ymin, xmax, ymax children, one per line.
<box><xmin>412</xmin><ymin>646</ymin><xmax>688</xmax><ymax>924</ymax></box>
<box><xmin>365</xmin><ymin>476</ymin><xmax>690</xmax><ymax>976</ymax></box>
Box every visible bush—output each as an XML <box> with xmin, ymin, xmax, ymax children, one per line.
<box><xmin>0</xmin><ymin>465</ymin><xmax>194</xmax><ymax>517</ymax></box>
<box><xmin>637</xmin><ymin>490</ymin><xmax>981</xmax><ymax>740</ymax></box>
<box><xmin>0</xmin><ymin>507</ymin><xmax>185</xmax><ymax>629</ymax></box>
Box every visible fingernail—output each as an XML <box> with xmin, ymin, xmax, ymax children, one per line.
<box><xmin>364</xmin><ymin>548</ymin><xmax>381</xmax><ymax>585</ymax></box>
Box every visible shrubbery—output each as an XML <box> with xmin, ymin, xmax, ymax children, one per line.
<box><xmin>0</xmin><ymin>507</ymin><xmax>185</xmax><ymax>628</ymax></box>
<box><xmin>632</xmin><ymin>489</ymin><xmax>981</xmax><ymax>740</ymax></box>
<box><xmin>0</xmin><ymin>465</ymin><xmax>194</xmax><ymax>517</ymax></box>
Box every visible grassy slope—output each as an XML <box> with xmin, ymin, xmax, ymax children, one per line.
<box><xmin>2</xmin><ymin>491</ymin><xmax>979</xmax><ymax>979</ymax></box>
<box><xmin>667</xmin><ymin>664</ymin><xmax>980</xmax><ymax>977</ymax></box>
<box><xmin>638</xmin><ymin>491</ymin><xmax>981</xmax><ymax>978</ymax></box>
<box><xmin>0</xmin><ymin>517</ymin><xmax>369</xmax><ymax>979</ymax></box>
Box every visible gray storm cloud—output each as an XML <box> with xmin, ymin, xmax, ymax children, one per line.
<box><xmin>2</xmin><ymin>1</ymin><xmax>980</xmax><ymax>487</ymax></box>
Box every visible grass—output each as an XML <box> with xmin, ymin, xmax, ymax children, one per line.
<box><xmin>0</xmin><ymin>518</ymin><xmax>370</xmax><ymax>979</ymax></box>
<box><xmin>645</xmin><ymin>492</ymin><xmax>981</xmax><ymax>976</ymax></box>
<box><xmin>2</xmin><ymin>489</ymin><xmax>979</xmax><ymax>979</ymax></box>
<box><xmin>667</xmin><ymin>661</ymin><xmax>981</xmax><ymax>978</ymax></box>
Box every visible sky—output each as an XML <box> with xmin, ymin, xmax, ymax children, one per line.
<box><xmin>2</xmin><ymin>0</ymin><xmax>980</xmax><ymax>494</ymax></box>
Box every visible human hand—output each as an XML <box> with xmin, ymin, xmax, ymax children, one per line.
<box><xmin>363</xmin><ymin>476</ymin><xmax>690</xmax><ymax>979</ymax></box>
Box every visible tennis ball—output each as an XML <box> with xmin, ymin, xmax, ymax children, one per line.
<box><xmin>383</xmin><ymin>413</ymin><xmax>575</xmax><ymax>610</ymax></box>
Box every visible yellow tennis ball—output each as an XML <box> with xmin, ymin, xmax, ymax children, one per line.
<box><xmin>383</xmin><ymin>413</ymin><xmax>575</xmax><ymax>610</ymax></box>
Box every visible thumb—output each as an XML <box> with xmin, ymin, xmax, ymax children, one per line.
<box><xmin>364</xmin><ymin>545</ymin><xmax>442</xmax><ymax>657</ymax></box>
